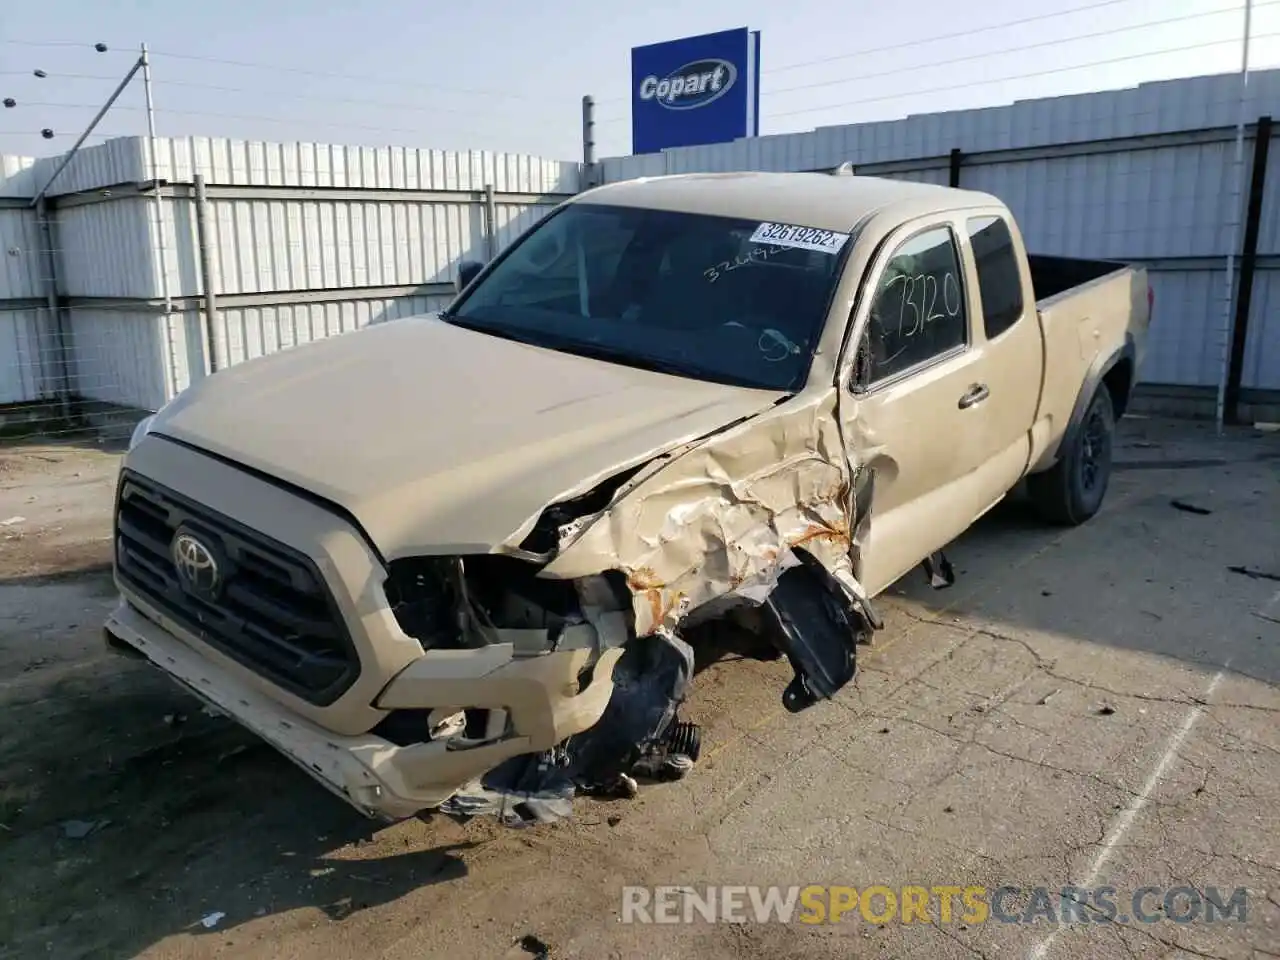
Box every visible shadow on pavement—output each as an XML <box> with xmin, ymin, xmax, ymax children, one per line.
<box><xmin>884</xmin><ymin>419</ymin><xmax>1280</xmax><ymax>687</ymax></box>
<box><xmin>0</xmin><ymin>655</ymin><xmax>487</xmax><ymax>960</ymax></box>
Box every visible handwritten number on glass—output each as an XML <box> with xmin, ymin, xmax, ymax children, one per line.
<box><xmin>703</xmin><ymin>244</ymin><xmax>786</xmax><ymax>283</ymax></box>
<box><xmin>886</xmin><ymin>271</ymin><xmax>961</xmax><ymax>339</ymax></box>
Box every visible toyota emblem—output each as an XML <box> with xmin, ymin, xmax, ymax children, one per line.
<box><xmin>171</xmin><ymin>531</ymin><xmax>221</xmax><ymax>596</ymax></box>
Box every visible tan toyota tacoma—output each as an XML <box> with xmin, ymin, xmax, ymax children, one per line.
<box><xmin>106</xmin><ymin>170</ymin><xmax>1151</xmax><ymax>823</ymax></box>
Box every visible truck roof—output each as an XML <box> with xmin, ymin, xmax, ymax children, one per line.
<box><xmin>571</xmin><ymin>171</ymin><xmax>1002</xmax><ymax>234</ymax></box>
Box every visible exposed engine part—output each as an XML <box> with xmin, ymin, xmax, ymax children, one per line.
<box><xmin>922</xmin><ymin>550</ymin><xmax>956</xmax><ymax>589</ymax></box>
<box><xmin>630</xmin><ymin>719</ymin><xmax>702</xmax><ymax>781</ymax></box>
<box><xmin>383</xmin><ymin>557</ymin><xmax>466</xmax><ymax>647</ymax></box>
<box><xmin>388</xmin><ymin>539</ymin><xmax>873</xmax><ymax>824</ymax></box>
<box><xmin>386</xmin><ymin>556</ymin><xmax>630</xmax><ymax>653</ymax></box>
<box><xmin>567</xmin><ymin>630</ymin><xmax>694</xmax><ymax>785</ymax></box>
<box><xmin>438</xmin><ymin>630</ymin><xmax>698</xmax><ymax>826</ymax></box>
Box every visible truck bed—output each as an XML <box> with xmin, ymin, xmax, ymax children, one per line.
<box><xmin>1025</xmin><ymin>254</ymin><xmax>1151</xmax><ymax>474</ymax></box>
<box><xmin>1028</xmin><ymin>254</ymin><xmax>1131</xmax><ymax>305</ymax></box>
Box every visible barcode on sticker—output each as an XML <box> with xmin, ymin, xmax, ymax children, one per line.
<box><xmin>748</xmin><ymin>222</ymin><xmax>850</xmax><ymax>255</ymax></box>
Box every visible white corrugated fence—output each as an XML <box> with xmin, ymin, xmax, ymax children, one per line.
<box><xmin>0</xmin><ymin>137</ymin><xmax>579</xmax><ymax>421</ymax></box>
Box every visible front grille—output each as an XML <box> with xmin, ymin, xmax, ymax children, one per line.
<box><xmin>114</xmin><ymin>469</ymin><xmax>359</xmax><ymax>705</ymax></box>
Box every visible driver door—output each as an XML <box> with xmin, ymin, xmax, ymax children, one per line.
<box><xmin>840</xmin><ymin>219</ymin><xmax>996</xmax><ymax>598</ymax></box>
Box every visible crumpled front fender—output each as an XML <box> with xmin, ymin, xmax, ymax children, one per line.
<box><xmin>537</xmin><ymin>391</ymin><xmax>872</xmax><ymax>636</ymax></box>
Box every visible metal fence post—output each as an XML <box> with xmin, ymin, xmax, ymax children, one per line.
<box><xmin>582</xmin><ymin>95</ymin><xmax>597</xmax><ymax>188</ymax></box>
<box><xmin>483</xmin><ymin>184</ymin><xmax>498</xmax><ymax>261</ymax></box>
<box><xmin>1224</xmin><ymin>115</ymin><xmax>1272</xmax><ymax>425</ymax></box>
<box><xmin>948</xmin><ymin>148</ymin><xmax>963</xmax><ymax>188</ymax></box>
<box><xmin>193</xmin><ymin>174</ymin><xmax>219</xmax><ymax>373</ymax></box>
<box><xmin>1214</xmin><ymin>0</ymin><xmax>1254</xmax><ymax>431</ymax></box>
<box><xmin>34</xmin><ymin>196</ymin><xmax>72</xmax><ymax>423</ymax></box>
<box><xmin>1218</xmin><ymin>114</ymin><xmax>1269</xmax><ymax>422</ymax></box>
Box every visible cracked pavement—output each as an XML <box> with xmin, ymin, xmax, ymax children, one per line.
<box><xmin>1</xmin><ymin>416</ymin><xmax>1277</xmax><ymax>960</ymax></box>
<box><xmin>385</xmin><ymin>416</ymin><xmax>1280</xmax><ymax>960</ymax></box>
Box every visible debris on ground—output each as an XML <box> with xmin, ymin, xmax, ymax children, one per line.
<box><xmin>1096</xmin><ymin>704</ymin><xmax>1116</xmax><ymax>716</ymax></box>
<box><xmin>922</xmin><ymin>550</ymin><xmax>956</xmax><ymax>589</ymax></box>
<box><xmin>0</xmin><ymin>516</ymin><xmax>25</xmax><ymax>527</ymax></box>
<box><xmin>504</xmin><ymin>934</ymin><xmax>551</xmax><ymax>960</ymax></box>
<box><xmin>199</xmin><ymin>911</ymin><xmax>226</xmax><ymax>929</ymax></box>
<box><xmin>1170</xmin><ymin>499</ymin><xmax>1212</xmax><ymax>515</ymax></box>
<box><xmin>1037</xmin><ymin>689</ymin><xmax>1061</xmax><ymax>706</ymax></box>
<box><xmin>60</xmin><ymin>819</ymin><xmax>108</xmax><ymax>839</ymax></box>
<box><xmin>1228</xmin><ymin>564</ymin><xmax>1280</xmax><ymax>583</ymax></box>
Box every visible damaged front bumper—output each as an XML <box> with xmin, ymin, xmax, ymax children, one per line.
<box><xmin>106</xmin><ymin>388</ymin><xmax>899</xmax><ymax>825</ymax></box>
<box><xmin>104</xmin><ymin>599</ymin><xmax>628</xmax><ymax>821</ymax></box>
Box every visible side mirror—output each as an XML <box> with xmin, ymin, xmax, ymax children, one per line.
<box><xmin>456</xmin><ymin>259</ymin><xmax>485</xmax><ymax>293</ymax></box>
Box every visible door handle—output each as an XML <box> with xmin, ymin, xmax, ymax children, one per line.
<box><xmin>958</xmin><ymin>383</ymin><xmax>990</xmax><ymax>409</ymax></box>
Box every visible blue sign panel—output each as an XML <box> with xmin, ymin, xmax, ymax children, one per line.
<box><xmin>631</xmin><ymin>27</ymin><xmax>760</xmax><ymax>155</ymax></box>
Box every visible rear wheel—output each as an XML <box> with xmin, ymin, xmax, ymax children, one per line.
<box><xmin>1027</xmin><ymin>385</ymin><xmax>1115</xmax><ymax>526</ymax></box>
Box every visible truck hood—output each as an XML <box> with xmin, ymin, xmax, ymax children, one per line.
<box><xmin>151</xmin><ymin>315</ymin><xmax>784</xmax><ymax>557</ymax></box>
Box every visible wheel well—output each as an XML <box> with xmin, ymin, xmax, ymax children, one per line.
<box><xmin>1102</xmin><ymin>358</ymin><xmax>1133</xmax><ymax>418</ymax></box>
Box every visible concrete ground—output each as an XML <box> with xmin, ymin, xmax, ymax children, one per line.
<box><xmin>0</xmin><ymin>416</ymin><xmax>1277</xmax><ymax>960</ymax></box>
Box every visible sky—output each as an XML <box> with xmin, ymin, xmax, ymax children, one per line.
<box><xmin>2</xmin><ymin>0</ymin><xmax>1278</xmax><ymax>163</ymax></box>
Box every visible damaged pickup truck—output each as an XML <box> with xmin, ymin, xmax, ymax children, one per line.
<box><xmin>105</xmin><ymin>170</ymin><xmax>1151</xmax><ymax>824</ymax></box>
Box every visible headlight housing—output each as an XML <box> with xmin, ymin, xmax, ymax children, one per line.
<box><xmin>128</xmin><ymin>414</ymin><xmax>156</xmax><ymax>451</ymax></box>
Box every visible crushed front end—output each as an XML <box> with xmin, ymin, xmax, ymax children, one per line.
<box><xmin>107</xmin><ymin>389</ymin><xmax>882</xmax><ymax>825</ymax></box>
<box><xmin>106</xmin><ymin>437</ymin><xmax>662</xmax><ymax>822</ymax></box>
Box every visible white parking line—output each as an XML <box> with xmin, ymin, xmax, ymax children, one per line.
<box><xmin>1026</xmin><ymin>666</ymin><xmax>1228</xmax><ymax>960</ymax></box>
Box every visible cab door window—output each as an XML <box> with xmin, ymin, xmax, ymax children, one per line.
<box><xmin>966</xmin><ymin>215</ymin><xmax>1025</xmax><ymax>340</ymax></box>
<box><xmin>860</xmin><ymin>226</ymin><xmax>967</xmax><ymax>384</ymax></box>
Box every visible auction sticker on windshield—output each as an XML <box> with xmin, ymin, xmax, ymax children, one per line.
<box><xmin>748</xmin><ymin>222</ymin><xmax>850</xmax><ymax>255</ymax></box>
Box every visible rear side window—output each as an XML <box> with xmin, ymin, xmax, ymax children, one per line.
<box><xmin>967</xmin><ymin>216</ymin><xmax>1025</xmax><ymax>340</ymax></box>
<box><xmin>862</xmin><ymin>226</ymin><xmax>967</xmax><ymax>383</ymax></box>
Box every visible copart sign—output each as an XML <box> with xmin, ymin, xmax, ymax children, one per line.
<box><xmin>630</xmin><ymin>27</ymin><xmax>761</xmax><ymax>155</ymax></box>
<box><xmin>638</xmin><ymin>60</ymin><xmax>738</xmax><ymax>110</ymax></box>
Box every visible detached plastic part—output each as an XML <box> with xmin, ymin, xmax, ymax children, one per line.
<box><xmin>763</xmin><ymin>561</ymin><xmax>863</xmax><ymax>713</ymax></box>
<box><xmin>922</xmin><ymin>550</ymin><xmax>956</xmax><ymax>589</ymax></box>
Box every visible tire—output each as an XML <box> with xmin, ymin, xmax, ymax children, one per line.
<box><xmin>1027</xmin><ymin>385</ymin><xmax>1115</xmax><ymax>526</ymax></box>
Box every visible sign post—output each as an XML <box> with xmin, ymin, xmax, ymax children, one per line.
<box><xmin>630</xmin><ymin>28</ymin><xmax>760</xmax><ymax>155</ymax></box>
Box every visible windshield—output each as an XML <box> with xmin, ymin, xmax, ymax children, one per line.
<box><xmin>445</xmin><ymin>202</ymin><xmax>848</xmax><ymax>391</ymax></box>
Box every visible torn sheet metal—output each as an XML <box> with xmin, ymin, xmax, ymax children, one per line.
<box><xmin>541</xmin><ymin>392</ymin><xmax>873</xmax><ymax>637</ymax></box>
